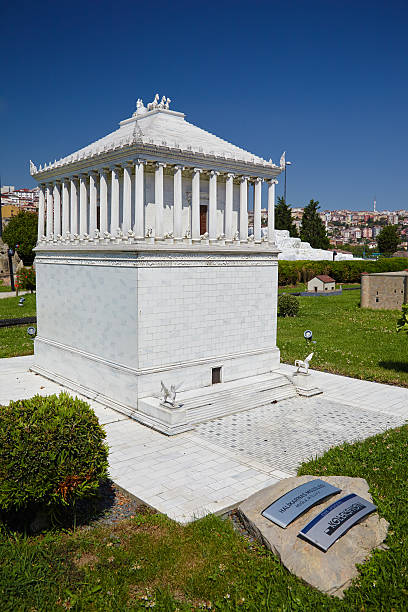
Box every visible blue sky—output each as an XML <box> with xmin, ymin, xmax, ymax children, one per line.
<box><xmin>1</xmin><ymin>0</ymin><xmax>407</xmax><ymax>211</ymax></box>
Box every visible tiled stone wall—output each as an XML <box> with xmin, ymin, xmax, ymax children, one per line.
<box><xmin>33</xmin><ymin>250</ymin><xmax>280</xmax><ymax>410</ymax></box>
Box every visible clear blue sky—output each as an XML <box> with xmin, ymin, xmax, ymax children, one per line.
<box><xmin>1</xmin><ymin>0</ymin><xmax>407</xmax><ymax>211</ymax></box>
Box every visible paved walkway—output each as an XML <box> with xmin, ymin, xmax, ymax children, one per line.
<box><xmin>1</xmin><ymin>356</ymin><xmax>407</xmax><ymax>523</ymax></box>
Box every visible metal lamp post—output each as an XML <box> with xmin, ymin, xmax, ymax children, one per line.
<box><xmin>8</xmin><ymin>248</ymin><xmax>15</xmax><ymax>291</ymax></box>
<box><xmin>284</xmin><ymin>160</ymin><xmax>292</xmax><ymax>203</ymax></box>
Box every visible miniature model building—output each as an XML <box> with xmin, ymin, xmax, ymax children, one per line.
<box><xmin>361</xmin><ymin>270</ymin><xmax>408</xmax><ymax>310</ymax></box>
<box><xmin>30</xmin><ymin>94</ymin><xmax>297</xmax><ymax>434</ymax></box>
<box><xmin>307</xmin><ymin>275</ymin><xmax>336</xmax><ymax>292</ymax></box>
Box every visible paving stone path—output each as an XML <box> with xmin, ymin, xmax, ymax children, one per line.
<box><xmin>195</xmin><ymin>396</ymin><xmax>405</xmax><ymax>474</ymax></box>
<box><xmin>1</xmin><ymin>356</ymin><xmax>408</xmax><ymax>522</ymax></box>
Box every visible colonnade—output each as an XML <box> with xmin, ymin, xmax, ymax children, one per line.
<box><xmin>37</xmin><ymin>161</ymin><xmax>278</xmax><ymax>244</ymax></box>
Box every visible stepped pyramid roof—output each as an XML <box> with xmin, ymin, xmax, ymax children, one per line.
<box><xmin>30</xmin><ymin>94</ymin><xmax>282</xmax><ymax>179</ymax></box>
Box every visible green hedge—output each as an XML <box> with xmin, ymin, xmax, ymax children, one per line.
<box><xmin>0</xmin><ymin>393</ymin><xmax>109</xmax><ymax>513</ymax></box>
<box><xmin>278</xmin><ymin>258</ymin><xmax>408</xmax><ymax>285</ymax></box>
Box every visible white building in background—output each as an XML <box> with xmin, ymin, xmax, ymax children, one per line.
<box><xmin>30</xmin><ymin>94</ymin><xmax>297</xmax><ymax>434</ymax></box>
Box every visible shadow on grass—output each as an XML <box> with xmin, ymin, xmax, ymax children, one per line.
<box><xmin>0</xmin><ymin>479</ymin><xmax>117</xmax><ymax>534</ymax></box>
<box><xmin>378</xmin><ymin>360</ymin><xmax>408</xmax><ymax>373</ymax></box>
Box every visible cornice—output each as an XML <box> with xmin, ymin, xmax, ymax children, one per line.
<box><xmin>31</xmin><ymin>142</ymin><xmax>282</xmax><ymax>183</ymax></box>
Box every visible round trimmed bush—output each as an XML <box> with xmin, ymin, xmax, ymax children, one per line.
<box><xmin>278</xmin><ymin>293</ymin><xmax>300</xmax><ymax>317</ymax></box>
<box><xmin>0</xmin><ymin>393</ymin><xmax>109</xmax><ymax>512</ymax></box>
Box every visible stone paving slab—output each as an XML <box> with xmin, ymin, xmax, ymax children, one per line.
<box><xmin>195</xmin><ymin>396</ymin><xmax>405</xmax><ymax>475</ymax></box>
<box><xmin>0</xmin><ymin>357</ymin><xmax>407</xmax><ymax>522</ymax></box>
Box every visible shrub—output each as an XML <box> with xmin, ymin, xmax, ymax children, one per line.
<box><xmin>278</xmin><ymin>293</ymin><xmax>300</xmax><ymax>317</ymax></box>
<box><xmin>15</xmin><ymin>267</ymin><xmax>36</xmax><ymax>292</ymax></box>
<box><xmin>0</xmin><ymin>393</ymin><xmax>108</xmax><ymax>513</ymax></box>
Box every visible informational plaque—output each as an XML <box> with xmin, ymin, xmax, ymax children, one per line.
<box><xmin>261</xmin><ymin>479</ymin><xmax>341</xmax><ymax>528</ymax></box>
<box><xmin>298</xmin><ymin>493</ymin><xmax>377</xmax><ymax>552</ymax></box>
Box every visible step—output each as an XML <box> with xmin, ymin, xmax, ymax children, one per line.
<box><xmin>178</xmin><ymin>372</ymin><xmax>297</xmax><ymax>424</ymax></box>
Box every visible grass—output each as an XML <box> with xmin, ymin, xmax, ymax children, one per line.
<box><xmin>0</xmin><ymin>294</ymin><xmax>36</xmax><ymax>358</ymax></box>
<box><xmin>0</xmin><ymin>293</ymin><xmax>36</xmax><ymax>319</ymax></box>
<box><xmin>278</xmin><ymin>282</ymin><xmax>360</xmax><ymax>294</ymax></box>
<box><xmin>277</xmin><ymin>289</ymin><xmax>408</xmax><ymax>387</ymax></box>
<box><xmin>1</xmin><ymin>426</ymin><xmax>408</xmax><ymax>610</ymax></box>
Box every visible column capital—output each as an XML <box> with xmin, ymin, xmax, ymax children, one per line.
<box><xmin>226</xmin><ymin>173</ymin><xmax>235</xmax><ymax>179</ymax></box>
<box><xmin>135</xmin><ymin>158</ymin><xmax>147</xmax><ymax>166</ymax></box>
<box><xmin>209</xmin><ymin>170</ymin><xmax>220</xmax><ymax>177</ymax></box>
<box><xmin>254</xmin><ymin>177</ymin><xmax>263</xmax><ymax>184</ymax></box>
<box><xmin>267</xmin><ymin>178</ymin><xmax>279</xmax><ymax>185</ymax></box>
<box><xmin>89</xmin><ymin>169</ymin><xmax>99</xmax><ymax>177</ymax></box>
<box><xmin>193</xmin><ymin>167</ymin><xmax>203</xmax><ymax>174</ymax></box>
<box><xmin>239</xmin><ymin>175</ymin><xmax>250</xmax><ymax>183</ymax></box>
<box><xmin>99</xmin><ymin>167</ymin><xmax>109</xmax><ymax>176</ymax></box>
<box><xmin>155</xmin><ymin>161</ymin><xmax>166</xmax><ymax>169</ymax></box>
<box><xmin>174</xmin><ymin>165</ymin><xmax>185</xmax><ymax>172</ymax></box>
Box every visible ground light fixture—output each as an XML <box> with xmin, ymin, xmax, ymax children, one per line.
<box><xmin>304</xmin><ymin>330</ymin><xmax>313</xmax><ymax>341</ymax></box>
<box><xmin>18</xmin><ymin>297</ymin><xmax>25</xmax><ymax>307</ymax></box>
<box><xmin>27</xmin><ymin>326</ymin><xmax>36</xmax><ymax>339</ymax></box>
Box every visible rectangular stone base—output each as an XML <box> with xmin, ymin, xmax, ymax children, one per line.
<box><xmin>292</xmin><ymin>373</ymin><xmax>322</xmax><ymax>397</ymax></box>
<box><xmin>33</xmin><ymin>247</ymin><xmax>281</xmax><ymax>429</ymax></box>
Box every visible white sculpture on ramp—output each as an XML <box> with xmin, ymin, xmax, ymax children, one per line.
<box><xmin>160</xmin><ymin>381</ymin><xmax>183</xmax><ymax>408</ymax></box>
<box><xmin>295</xmin><ymin>352</ymin><xmax>314</xmax><ymax>375</ymax></box>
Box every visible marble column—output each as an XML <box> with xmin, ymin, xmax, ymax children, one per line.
<box><xmin>89</xmin><ymin>172</ymin><xmax>98</xmax><ymax>234</ymax></box>
<box><xmin>254</xmin><ymin>177</ymin><xmax>263</xmax><ymax>242</ymax></box>
<box><xmin>53</xmin><ymin>182</ymin><xmax>61</xmax><ymax>237</ymax></box>
<box><xmin>99</xmin><ymin>169</ymin><xmax>108</xmax><ymax>234</ymax></box>
<box><xmin>122</xmin><ymin>163</ymin><xmax>132</xmax><ymax>234</ymax></box>
<box><xmin>191</xmin><ymin>168</ymin><xmax>202</xmax><ymax>240</ymax></box>
<box><xmin>61</xmin><ymin>179</ymin><xmax>70</xmax><ymax>235</ymax></box>
<box><xmin>46</xmin><ymin>184</ymin><xmax>53</xmax><ymax>238</ymax></box>
<box><xmin>37</xmin><ymin>185</ymin><xmax>45</xmax><ymax>241</ymax></box>
<box><xmin>209</xmin><ymin>171</ymin><xmax>219</xmax><ymax>240</ymax></box>
<box><xmin>110</xmin><ymin>167</ymin><xmax>120</xmax><ymax>234</ymax></box>
<box><xmin>267</xmin><ymin>179</ymin><xmax>278</xmax><ymax>244</ymax></box>
<box><xmin>155</xmin><ymin>162</ymin><xmax>166</xmax><ymax>237</ymax></box>
<box><xmin>173</xmin><ymin>165</ymin><xmax>183</xmax><ymax>239</ymax></box>
<box><xmin>134</xmin><ymin>160</ymin><xmax>145</xmax><ymax>238</ymax></box>
<box><xmin>79</xmin><ymin>174</ymin><xmax>88</xmax><ymax>236</ymax></box>
<box><xmin>225</xmin><ymin>173</ymin><xmax>234</xmax><ymax>241</ymax></box>
<box><xmin>239</xmin><ymin>176</ymin><xmax>249</xmax><ymax>240</ymax></box>
<box><xmin>70</xmin><ymin>177</ymin><xmax>78</xmax><ymax>235</ymax></box>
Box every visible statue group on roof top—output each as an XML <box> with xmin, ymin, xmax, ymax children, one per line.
<box><xmin>134</xmin><ymin>94</ymin><xmax>171</xmax><ymax>116</ymax></box>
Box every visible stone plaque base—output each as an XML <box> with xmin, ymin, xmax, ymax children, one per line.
<box><xmin>292</xmin><ymin>372</ymin><xmax>322</xmax><ymax>397</ymax></box>
<box><xmin>238</xmin><ymin>475</ymin><xmax>389</xmax><ymax>598</ymax></box>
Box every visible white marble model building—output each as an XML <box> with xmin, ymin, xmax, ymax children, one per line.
<box><xmin>30</xmin><ymin>94</ymin><xmax>297</xmax><ymax>434</ymax></box>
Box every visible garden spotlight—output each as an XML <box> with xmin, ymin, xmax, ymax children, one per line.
<box><xmin>27</xmin><ymin>326</ymin><xmax>36</xmax><ymax>339</ymax></box>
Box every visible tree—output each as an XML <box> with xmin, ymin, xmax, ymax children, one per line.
<box><xmin>275</xmin><ymin>197</ymin><xmax>298</xmax><ymax>237</ymax></box>
<box><xmin>377</xmin><ymin>225</ymin><xmax>400</xmax><ymax>255</ymax></box>
<box><xmin>2</xmin><ymin>211</ymin><xmax>38</xmax><ymax>265</ymax></box>
<box><xmin>300</xmin><ymin>199</ymin><xmax>330</xmax><ymax>249</ymax></box>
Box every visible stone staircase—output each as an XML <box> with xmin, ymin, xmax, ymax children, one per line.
<box><xmin>177</xmin><ymin>371</ymin><xmax>297</xmax><ymax>425</ymax></box>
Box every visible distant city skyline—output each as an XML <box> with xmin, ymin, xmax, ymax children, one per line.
<box><xmin>1</xmin><ymin>0</ymin><xmax>407</xmax><ymax>211</ymax></box>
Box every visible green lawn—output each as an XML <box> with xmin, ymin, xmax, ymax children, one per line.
<box><xmin>0</xmin><ymin>294</ymin><xmax>36</xmax><ymax>358</ymax></box>
<box><xmin>1</xmin><ymin>425</ymin><xmax>408</xmax><ymax>610</ymax></box>
<box><xmin>277</xmin><ymin>289</ymin><xmax>408</xmax><ymax>387</ymax></box>
<box><xmin>278</xmin><ymin>283</ymin><xmax>360</xmax><ymax>294</ymax></box>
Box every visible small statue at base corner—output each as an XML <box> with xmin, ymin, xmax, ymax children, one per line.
<box><xmin>295</xmin><ymin>352</ymin><xmax>314</xmax><ymax>375</ymax></box>
<box><xmin>160</xmin><ymin>381</ymin><xmax>183</xmax><ymax>408</ymax></box>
